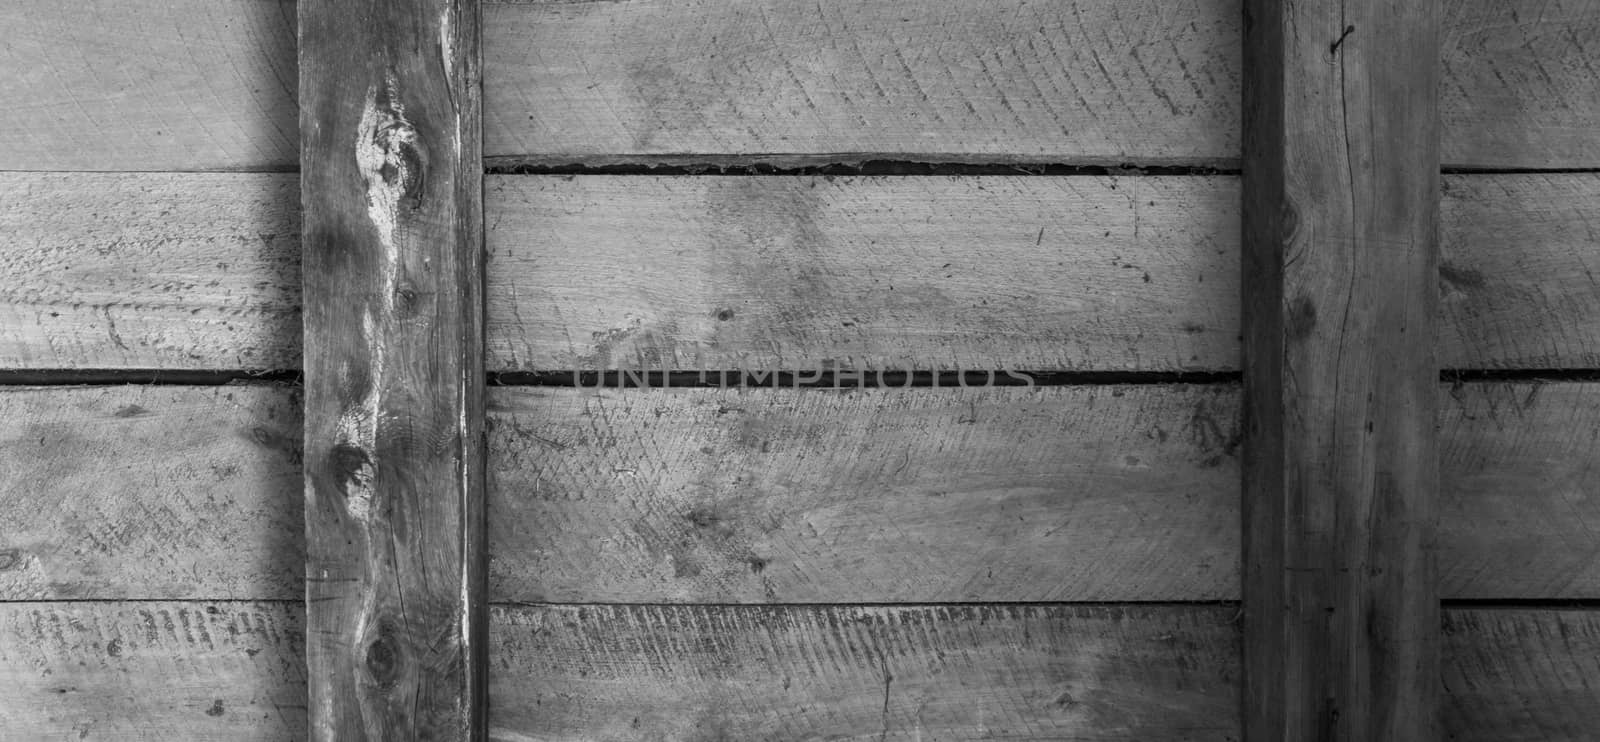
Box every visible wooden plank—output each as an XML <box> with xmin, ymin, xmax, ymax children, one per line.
<box><xmin>484</xmin><ymin>175</ymin><xmax>1238</xmax><ymax>373</ymax></box>
<box><xmin>1241</xmin><ymin>1</ymin><xmax>1441</xmax><ymax>739</ymax></box>
<box><xmin>0</xmin><ymin>173</ymin><xmax>302</xmax><ymax>370</ymax></box>
<box><xmin>487</xmin><ymin>385</ymin><xmax>1241</xmax><ymax>603</ymax></box>
<box><xmin>4</xmin><ymin>1</ymin><xmax>1600</xmax><ymax>170</ymax></box>
<box><xmin>0</xmin><ymin>384</ymin><xmax>303</xmax><ymax>602</ymax></box>
<box><xmin>298</xmin><ymin>0</ymin><xmax>486</xmax><ymax>737</ymax></box>
<box><xmin>1441</xmin><ymin>608</ymin><xmax>1600</xmax><ymax>741</ymax></box>
<box><xmin>490</xmin><ymin>603</ymin><xmax>1242</xmax><ymax>741</ymax></box>
<box><xmin>6</xmin><ymin>172</ymin><xmax>1600</xmax><ymax>373</ymax></box>
<box><xmin>0</xmin><ymin>0</ymin><xmax>300</xmax><ymax>171</ymax></box>
<box><xmin>3</xmin><ymin>602</ymin><xmax>1592</xmax><ymax>741</ymax></box>
<box><xmin>0</xmin><ymin>601</ymin><xmax>308</xmax><ymax>741</ymax></box>
<box><xmin>6</xmin><ymin>381</ymin><xmax>1599</xmax><ymax>603</ymax></box>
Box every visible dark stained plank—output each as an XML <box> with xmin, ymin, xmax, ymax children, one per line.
<box><xmin>1241</xmin><ymin>1</ymin><xmax>1441</xmax><ymax>739</ymax></box>
<box><xmin>4</xmin><ymin>1</ymin><xmax>1600</xmax><ymax>169</ymax></box>
<box><xmin>6</xmin><ymin>172</ymin><xmax>1600</xmax><ymax>373</ymax></box>
<box><xmin>6</xmin><ymin>382</ymin><xmax>1599</xmax><ymax>603</ymax></box>
<box><xmin>298</xmin><ymin>0</ymin><xmax>486</xmax><ymax>737</ymax></box>
<box><xmin>1442</xmin><ymin>608</ymin><xmax>1600</xmax><ymax>741</ymax></box>
<box><xmin>3</xmin><ymin>602</ymin><xmax>1592</xmax><ymax>741</ymax></box>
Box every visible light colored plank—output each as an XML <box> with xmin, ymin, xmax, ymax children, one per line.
<box><xmin>1241</xmin><ymin>0</ymin><xmax>1441</xmax><ymax>737</ymax></box>
<box><xmin>0</xmin><ymin>0</ymin><xmax>299</xmax><ymax>171</ymax></box>
<box><xmin>8</xmin><ymin>172</ymin><xmax>1599</xmax><ymax>373</ymax></box>
<box><xmin>0</xmin><ymin>173</ymin><xmax>302</xmax><ymax>370</ymax></box>
<box><xmin>0</xmin><ymin>601</ymin><xmax>307</xmax><ymax>741</ymax></box>
<box><xmin>485</xmin><ymin>0</ymin><xmax>1242</xmax><ymax>166</ymax></box>
<box><xmin>488</xmin><ymin>385</ymin><xmax>1241</xmax><ymax>603</ymax></box>
<box><xmin>298</xmin><ymin>0</ymin><xmax>487</xmax><ymax>735</ymax></box>
<box><xmin>489</xmin><ymin>603</ymin><xmax>1242</xmax><ymax>741</ymax></box>
<box><xmin>4</xmin><ymin>602</ymin><xmax>1593</xmax><ymax>741</ymax></box>
<box><xmin>485</xmin><ymin>175</ymin><xmax>1238</xmax><ymax>373</ymax></box>
<box><xmin>4</xmin><ymin>1</ymin><xmax>1599</xmax><ymax>169</ymax></box>
<box><xmin>8</xmin><ymin>382</ymin><xmax>1600</xmax><ymax>603</ymax></box>
<box><xmin>0</xmin><ymin>384</ymin><xmax>303</xmax><ymax>602</ymax></box>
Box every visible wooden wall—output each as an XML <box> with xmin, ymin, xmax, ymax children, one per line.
<box><xmin>3</xmin><ymin>0</ymin><xmax>1599</xmax><ymax>738</ymax></box>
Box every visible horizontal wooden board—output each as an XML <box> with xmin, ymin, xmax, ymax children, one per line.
<box><xmin>0</xmin><ymin>174</ymin><xmax>302</xmax><ymax>371</ymax></box>
<box><xmin>6</xmin><ymin>381</ymin><xmax>1599</xmax><ymax>602</ymax></box>
<box><xmin>3</xmin><ymin>0</ymin><xmax>1597</xmax><ymax>169</ymax></box>
<box><xmin>3</xmin><ymin>602</ymin><xmax>1596</xmax><ymax>741</ymax></box>
<box><xmin>485</xmin><ymin>175</ymin><xmax>1239</xmax><ymax>373</ymax></box>
<box><xmin>6</xmin><ymin>172</ymin><xmax>1600</xmax><ymax>372</ymax></box>
<box><xmin>0</xmin><ymin>601</ymin><xmax>307</xmax><ymax>741</ymax></box>
<box><xmin>488</xmin><ymin>385</ymin><xmax>1241</xmax><ymax>603</ymax></box>
<box><xmin>0</xmin><ymin>384</ymin><xmax>304</xmax><ymax>601</ymax></box>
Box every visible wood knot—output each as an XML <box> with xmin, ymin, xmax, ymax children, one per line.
<box><xmin>0</xmin><ymin>549</ymin><xmax>20</xmax><ymax>571</ymax></box>
<box><xmin>1287</xmin><ymin>295</ymin><xmax>1317</xmax><ymax>342</ymax></box>
<box><xmin>393</xmin><ymin>280</ymin><xmax>423</xmax><ymax>317</ymax></box>
<box><xmin>365</xmin><ymin>623</ymin><xmax>404</xmax><ymax>690</ymax></box>
<box><xmin>329</xmin><ymin>443</ymin><xmax>373</xmax><ymax>500</ymax></box>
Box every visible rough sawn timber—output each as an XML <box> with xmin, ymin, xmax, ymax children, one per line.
<box><xmin>5</xmin><ymin>173</ymin><xmax>1600</xmax><ymax>372</ymax></box>
<box><xmin>297</xmin><ymin>0</ymin><xmax>486</xmax><ymax>738</ymax></box>
<box><xmin>2</xmin><ymin>0</ymin><xmax>1599</xmax><ymax>169</ymax></box>
<box><xmin>1241</xmin><ymin>0</ymin><xmax>1441</xmax><ymax>739</ymax></box>
<box><xmin>1</xmin><ymin>602</ymin><xmax>1596</xmax><ymax>741</ymax></box>
<box><xmin>4</xmin><ymin>382</ymin><xmax>1598</xmax><ymax>603</ymax></box>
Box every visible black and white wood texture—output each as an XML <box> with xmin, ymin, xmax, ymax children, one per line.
<box><xmin>298</xmin><ymin>0</ymin><xmax>486</xmax><ymax>738</ymax></box>
<box><xmin>1243</xmin><ymin>1</ymin><xmax>1441</xmax><ymax>739</ymax></box>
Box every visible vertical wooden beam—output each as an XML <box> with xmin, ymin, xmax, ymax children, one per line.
<box><xmin>299</xmin><ymin>0</ymin><xmax>485</xmax><ymax>739</ymax></box>
<box><xmin>1242</xmin><ymin>1</ymin><xmax>1439</xmax><ymax>740</ymax></box>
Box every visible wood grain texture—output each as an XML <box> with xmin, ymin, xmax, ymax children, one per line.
<box><xmin>0</xmin><ymin>173</ymin><xmax>302</xmax><ymax>370</ymax></box>
<box><xmin>0</xmin><ymin>0</ymin><xmax>299</xmax><ymax>171</ymax></box>
<box><xmin>3</xmin><ymin>603</ymin><xmax>1593</xmax><ymax>741</ymax></box>
<box><xmin>1241</xmin><ymin>1</ymin><xmax>1440</xmax><ymax>739</ymax></box>
<box><xmin>1441</xmin><ymin>608</ymin><xmax>1600</xmax><ymax>742</ymax></box>
<box><xmin>0</xmin><ymin>384</ymin><xmax>303</xmax><ymax>602</ymax></box>
<box><xmin>487</xmin><ymin>385</ymin><xmax>1241</xmax><ymax>603</ymax></box>
<box><xmin>485</xmin><ymin>175</ymin><xmax>1238</xmax><ymax>373</ymax></box>
<box><xmin>5</xmin><ymin>381</ymin><xmax>1599</xmax><ymax>603</ymax></box>
<box><xmin>6</xmin><ymin>172</ymin><xmax>1600</xmax><ymax>373</ymax></box>
<box><xmin>298</xmin><ymin>0</ymin><xmax>486</xmax><ymax>737</ymax></box>
<box><xmin>3</xmin><ymin>0</ymin><xmax>1599</xmax><ymax>169</ymax></box>
<box><xmin>489</xmin><ymin>603</ymin><xmax>1243</xmax><ymax>741</ymax></box>
<box><xmin>0</xmin><ymin>601</ymin><xmax>308</xmax><ymax>741</ymax></box>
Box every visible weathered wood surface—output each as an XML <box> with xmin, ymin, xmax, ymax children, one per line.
<box><xmin>488</xmin><ymin>385</ymin><xmax>1241</xmax><ymax>603</ymax></box>
<box><xmin>490</xmin><ymin>603</ymin><xmax>1242</xmax><ymax>741</ymax></box>
<box><xmin>1241</xmin><ymin>1</ymin><xmax>1441</xmax><ymax>739</ymax></box>
<box><xmin>0</xmin><ymin>601</ymin><xmax>308</xmax><ymax>741</ymax></box>
<box><xmin>0</xmin><ymin>384</ymin><xmax>303</xmax><ymax>601</ymax></box>
<box><xmin>3</xmin><ymin>0</ymin><xmax>1599</xmax><ymax>169</ymax></box>
<box><xmin>5</xmin><ymin>382</ymin><xmax>1598</xmax><ymax>602</ymax></box>
<box><xmin>484</xmin><ymin>175</ymin><xmax>1238</xmax><ymax>373</ymax></box>
<box><xmin>298</xmin><ymin>0</ymin><xmax>486</xmax><ymax>737</ymax></box>
<box><xmin>5</xmin><ymin>172</ymin><xmax>1600</xmax><ymax>372</ymax></box>
<box><xmin>2</xmin><ymin>602</ymin><xmax>1596</xmax><ymax>741</ymax></box>
<box><xmin>0</xmin><ymin>174</ymin><xmax>302</xmax><ymax>370</ymax></box>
